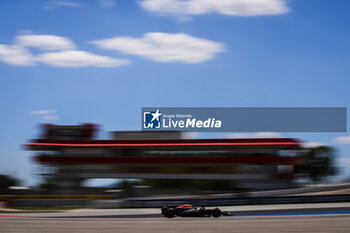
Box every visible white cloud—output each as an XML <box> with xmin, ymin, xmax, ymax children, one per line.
<box><xmin>42</xmin><ymin>1</ymin><xmax>84</xmax><ymax>9</ymax></box>
<box><xmin>139</xmin><ymin>0</ymin><xmax>289</xmax><ymax>17</ymax></box>
<box><xmin>16</xmin><ymin>34</ymin><xmax>76</xmax><ymax>51</ymax></box>
<box><xmin>37</xmin><ymin>50</ymin><xmax>131</xmax><ymax>67</ymax></box>
<box><xmin>99</xmin><ymin>0</ymin><xmax>117</xmax><ymax>7</ymax></box>
<box><xmin>91</xmin><ymin>32</ymin><xmax>224</xmax><ymax>63</ymax></box>
<box><xmin>0</xmin><ymin>44</ymin><xmax>35</xmax><ymax>66</ymax></box>
<box><xmin>30</xmin><ymin>110</ymin><xmax>55</xmax><ymax>115</ymax></box>
<box><xmin>0</xmin><ymin>33</ymin><xmax>130</xmax><ymax>68</ymax></box>
<box><xmin>333</xmin><ymin>136</ymin><xmax>350</xmax><ymax>144</ymax></box>
<box><xmin>30</xmin><ymin>110</ymin><xmax>59</xmax><ymax>122</ymax></box>
<box><xmin>52</xmin><ymin>1</ymin><xmax>84</xmax><ymax>7</ymax></box>
<box><xmin>228</xmin><ymin>132</ymin><xmax>281</xmax><ymax>138</ymax></box>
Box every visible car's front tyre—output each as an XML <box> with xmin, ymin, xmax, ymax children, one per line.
<box><xmin>212</xmin><ymin>208</ymin><xmax>222</xmax><ymax>218</ymax></box>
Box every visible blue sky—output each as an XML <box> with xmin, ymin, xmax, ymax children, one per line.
<box><xmin>0</xmin><ymin>0</ymin><xmax>350</xmax><ymax>186</ymax></box>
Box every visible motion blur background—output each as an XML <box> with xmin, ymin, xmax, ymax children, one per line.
<box><xmin>1</xmin><ymin>0</ymin><xmax>350</xmax><ymax>209</ymax></box>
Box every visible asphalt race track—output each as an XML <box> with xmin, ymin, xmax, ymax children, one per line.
<box><xmin>1</xmin><ymin>215</ymin><xmax>350</xmax><ymax>233</ymax></box>
<box><xmin>2</xmin><ymin>204</ymin><xmax>350</xmax><ymax>233</ymax></box>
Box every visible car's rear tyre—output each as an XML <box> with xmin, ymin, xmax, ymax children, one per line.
<box><xmin>212</xmin><ymin>208</ymin><xmax>221</xmax><ymax>218</ymax></box>
<box><xmin>165</xmin><ymin>209</ymin><xmax>175</xmax><ymax>218</ymax></box>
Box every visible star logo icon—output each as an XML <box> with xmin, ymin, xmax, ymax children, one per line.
<box><xmin>151</xmin><ymin>109</ymin><xmax>162</xmax><ymax>122</ymax></box>
<box><xmin>143</xmin><ymin>109</ymin><xmax>162</xmax><ymax>129</ymax></box>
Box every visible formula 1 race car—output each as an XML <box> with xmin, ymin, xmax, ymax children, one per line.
<box><xmin>161</xmin><ymin>204</ymin><xmax>232</xmax><ymax>218</ymax></box>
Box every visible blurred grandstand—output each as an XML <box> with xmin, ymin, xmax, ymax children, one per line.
<box><xmin>24</xmin><ymin>124</ymin><xmax>305</xmax><ymax>195</ymax></box>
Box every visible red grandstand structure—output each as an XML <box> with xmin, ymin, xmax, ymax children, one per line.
<box><xmin>24</xmin><ymin>124</ymin><xmax>304</xmax><ymax>193</ymax></box>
